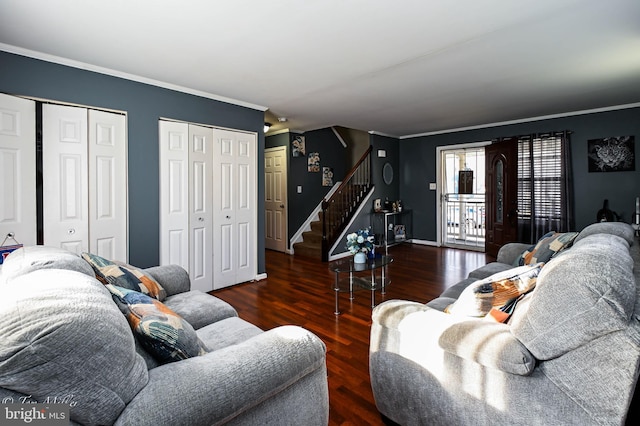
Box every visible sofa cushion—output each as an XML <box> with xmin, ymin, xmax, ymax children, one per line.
<box><xmin>438</xmin><ymin>320</ymin><xmax>536</xmax><ymax>375</ymax></box>
<box><xmin>0</xmin><ymin>245</ymin><xmax>95</xmax><ymax>285</ymax></box>
<box><xmin>196</xmin><ymin>316</ymin><xmax>264</xmax><ymax>352</ymax></box>
<box><xmin>82</xmin><ymin>252</ymin><xmax>166</xmax><ymax>301</ymax></box>
<box><xmin>0</xmin><ymin>269</ymin><xmax>148</xmax><ymax>425</ymax></box>
<box><xmin>106</xmin><ymin>285</ymin><xmax>209</xmax><ymax>364</ymax></box>
<box><xmin>440</xmin><ymin>278</ymin><xmax>476</xmax><ymax>300</ymax></box>
<box><xmin>515</xmin><ymin>231</ymin><xmax>578</xmax><ymax>266</ymax></box>
<box><xmin>510</xmin><ymin>233</ymin><xmax>635</xmax><ymax>360</ymax></box>
<box><xmin>467</xmin><ymin>262</ymin><xmax>514</xmax><ymax>280</ymax></box>
<box><xmin>446</xmin><ymin>263</ymin><xmax>543</xmax><ymax>317</ymax></box>
<box><xmin>162</xmin><ymin>290</ymin><xmax>238</xmax><ymax>330</ymax></box>
<box><xmin>574</xmin><ymin>221</ymin><xmax>635</xmax><ymax>245</ymax></box>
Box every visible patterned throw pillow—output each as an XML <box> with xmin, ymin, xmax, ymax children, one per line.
<box><xmin>446</xmin><ymin>263</ymin><xmax>543</xmax><ymax>318</ymax></box>
<box><xmin>106</xmin><ymin>285</ymin><xmax>208</xmax><ymax>363</ymax></box>
<box><xmin>82</xmin><ymin>253</ymin><xmax>167</xmax><ymax>301</ymax></box>
<box><xmin>515</xmin><ymin>231</ymin><xmax>579</xmax><ymax>266</ymax></box>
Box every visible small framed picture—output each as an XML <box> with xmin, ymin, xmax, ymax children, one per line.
<box><xmin>322</xmin><ymin>167</ymin><xmax>333</xmax><ymax>186</ymax></box>
<box><xmin>308</xmin><ymin>152</ymin><xmax>320</xmax><ymax>172</ymax></box>
<box><xmin>292</xmin><ymin>135</ymin><xmax>306</xmax><ymax>157</ymax></box>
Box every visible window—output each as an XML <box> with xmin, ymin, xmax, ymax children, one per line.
<box><xmin>517</xmin><ymin>132</ymin><xmax>573</xmax><ymax>243</ymax></box>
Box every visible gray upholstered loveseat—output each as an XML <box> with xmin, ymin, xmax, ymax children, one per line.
<box><xmin>0</xmin><ymin>246</ymin><xmax>329</xmax><ymax>425</ymax></box>
<box><xmin>370</xmin><ymin>222</ymin><xmax>640</xmax><ymax>425</ymax></box>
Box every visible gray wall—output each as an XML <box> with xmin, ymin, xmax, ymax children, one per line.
<box><xmin>400</xmin><ymin>107</ymin><xmax>640</xmax><ymax>241</ymax></box>
<box><xmin>0</xmin><ymin>51</ymin><xmax>265</xmax><ymax>271</ymax></box>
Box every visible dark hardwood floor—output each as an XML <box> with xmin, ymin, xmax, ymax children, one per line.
<box><xmin>211</xmin><ymin>243</ymin><xmax>492</xmax><ymax>425</ymax></box>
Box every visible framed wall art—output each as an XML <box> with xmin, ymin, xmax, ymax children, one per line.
<box><xmin>588</xmin><ymin>135</ymin><xmax>635</xmax><ymax>172</ymax></box>
<box><xmin>292</xmin><ymin>135</ymin><xmax>306</xmax><ymax>157</ymax></box>
<box><xmin>322</xmin><ymin>167</ymin><xmax>333</xmax><ymax>186</ymax></box>
<box><xmin>308</xmin><ymin>152</ymin><xmax>320</xmax><ymax>172</ymax></box>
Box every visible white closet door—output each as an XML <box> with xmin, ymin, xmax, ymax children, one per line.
<box><xmin>188</xmin><ymin>124</ymin><xmax>214</xmax><ymax>292</ymax></box>
<box><xmin>88</xmin><ymin>109</ymin><xmax>127</xmax><ymax>262</ymax></box>
<box><xmin>0</xmin><ymin>94</ymin><xmax>36</xmax><ymax>247</ymax></box>
<box><xmin>43</xmin><ymin>104</ymin><xmax>89</xmax><ymax>254</ymax></box>
<box><xmin>159</xmin><ymin>120</ymin><xmax>189</xmax><ymax>271</ymax></box>
<box><xmin>213</xmin><ymin>128</ymin><xmax>257</xmax><ymax>289</ymax></box>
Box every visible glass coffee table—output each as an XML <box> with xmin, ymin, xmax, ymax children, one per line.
<box><xmin>330</xmin><ymin>255</ymin><xmax>393</xmax><ymax>315</ymax></box>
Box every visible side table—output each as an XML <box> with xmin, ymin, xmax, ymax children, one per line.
<box><xmin>329</xmin><ymin>255</ymin><xmax>393</xmax><ymax>315</ymax></box>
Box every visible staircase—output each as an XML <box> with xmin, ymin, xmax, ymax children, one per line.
<box><xmin>293</xmin><ymin>147</ymin><xmax>373</xmax><ymax>261</ymax></box>
<box><xmin>292</xmin><ymin>214</ymin><xmax>324</xmax><ymax>259</ymax></box>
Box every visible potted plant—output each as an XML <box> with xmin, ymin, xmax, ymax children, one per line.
<box><xmin>346</xmin><ymin>229</ymin><xmax>375</xmax><ymax>263</ymax></box>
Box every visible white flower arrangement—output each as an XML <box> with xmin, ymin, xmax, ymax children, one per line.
<box><xmin>346</xmin><ymin>228</ymin><xmax>375</xmax><ymax>255</ymax></box>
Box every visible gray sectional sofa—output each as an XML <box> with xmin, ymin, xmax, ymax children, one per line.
<box><xmin>0</xmin><ymin>246</ymin><xmax>329</xmax><ymax>425</ymax></box>
<box><xmin>370</xmin><ymin>222</ymin><xmax>640</xmax><ymax>425</ymax></box>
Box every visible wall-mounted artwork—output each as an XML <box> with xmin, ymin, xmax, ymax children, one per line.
<box><xmin>322</xmin><ymin>167</ymin><xmax>333</xmax><ymax>186</ymax></box>
<box><xmin>308</xmin><ymin>152</ymin><xmax>320</xmax><ymax>172</ymax></box>
<box><xmin>292</xmin><ymin>135</ymin><xmax>306</xmax><ymax>157</ymax></box>
<box><xmin>588</xmin><ymin>136</ymin><xmax>635</xmax><ymax>172</ymax></box>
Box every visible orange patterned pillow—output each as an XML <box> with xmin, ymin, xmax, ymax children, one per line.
<box><xmin>446</xmin><ymin>263</ymin><xmax>543</xmax><ymax>318</ymax></box>
<box><xmin>82</xmin><ymin>253</ymin><xmax>167</xmax><ymax>301</ymax></box>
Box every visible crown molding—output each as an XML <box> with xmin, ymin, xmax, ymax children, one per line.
<box><xmin>400</xmin><ymin>102</ymin><xmax>640</xmax><ymax>139</ymax></box>
<box><xmin>0</xmin><ymin>43</ymin><xmax>267</xmax><ymax>112</ymax></box>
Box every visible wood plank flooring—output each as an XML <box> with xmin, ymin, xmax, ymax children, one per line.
<box><xmin>211</xmin><ymin>243</ymin><xmax>492</xmax><ymax>425</ymax></box>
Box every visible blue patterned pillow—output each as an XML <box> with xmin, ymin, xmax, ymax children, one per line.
<box><xmin>106</xmin><ymin>285</ymin><xmax>208</xmax><ymax>363</ymax></box>
<box><xmin>82</xmin><ymin>252</ymin><xmax>167</xmax><ymax>301</ymax></box>
<box><xmin>515</xmin><ymin>231</ymin><xmax>579</xmax><ymax>266</ymax></box>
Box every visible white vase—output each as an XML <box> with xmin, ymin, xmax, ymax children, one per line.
<box><xmin>354</xmin><ymin>252</ymin><xmax>367</xmax><ymax>263</ymax></box>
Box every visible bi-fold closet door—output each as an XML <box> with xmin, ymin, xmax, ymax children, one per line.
<box><xmin>0</xmin><ymin>94</ymin><xmax>36</xmax><ymax>247</ymax></box>
<box><xmin>42</xmin><ymin>104</ymin><xmax>127</xmax><ymax>260</ymax></box>
<box><xmin>159</xmin><ymin>120</ymin><xmax>214</xmax><ymax>293</ymax></box>
<box><xmin>0</xmin><ymin>93</ymin><xmax>127</xmax><ymax>261</ymax></box>
<box><xmin>159</xmin><ymin>120</ymin><xmax>257</xmax><ymax>292</ymax></box>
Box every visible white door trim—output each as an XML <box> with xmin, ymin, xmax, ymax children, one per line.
<box><xmin>435</xmin><ymin>141</ymin><xmax>491</xmax><ymax>248</ymax></box>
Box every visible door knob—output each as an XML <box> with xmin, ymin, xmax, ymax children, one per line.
<box><xmin>280</xmin><ymin>204</ymin><xmax>285</xmax><ymax>208</ymax></box>
<box><xmin>226</xmin><ymin>215</ymin><xmax>231</xmax><ymax>219</ymax></box>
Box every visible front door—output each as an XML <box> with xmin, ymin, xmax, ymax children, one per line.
<box><xmin>264</xmin><ymin>146</ymin><xmax>287</xmax><ymax>252</ymax></box>
<box><xmin>485</xmin><ymin>138</ymin><xmax>518</xmax><ymax>257</ymax></box>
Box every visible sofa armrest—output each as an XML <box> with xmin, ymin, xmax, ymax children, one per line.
<box><xmin>143</xmin><ymin>264</ymin><xmax>191</xmax><ymax>296</ymax></box>
<box><xmin>496</xmin><ymin>242</ymin><xmax>530</xmax><ymax>265</ymax></box>
<box><xmin>370</xmin><ymin>300</ymin><xmax>535</xmax><ymax>376</ymax></box>
<box><xmin>116</xmin><ymin>325</ymin><xmax>328</xmax><ymax>426</ymax></box>
<box><xmin>370</xmin><ymin>300</ymin><xmax>470</xmax><ymax>357</ymax></box>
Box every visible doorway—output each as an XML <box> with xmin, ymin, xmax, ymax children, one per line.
<box><xmin>264</xmin><ymin>146</ymin><xmax>288</xmax><ymax>252</ymax></box>
<box><xmin>436</xmin><ymin>142</ymin><xmax>490</xmax><ymax>251</ymax></box>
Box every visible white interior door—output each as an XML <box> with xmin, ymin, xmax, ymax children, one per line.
<box><xmin>43</xmin><ymin>104</ymin><xmax>89</xmax><ymax>254</ymax></box>
<box><xmin>159</xmin><ymin>120</ymin><xmax>190</xmax><ymax>271</ymax></box>
<box><xmin>213</xmin><ymin>128</ymin><xmax>257</xmax><ymax>289</ymax></box>
<box><xmin>265</xmin><ymin>146</ymin><xmax>287</xmax><ymax>252</ymax></box>
<box><xmin>88</xmin><ymin>109</ymin><xmax>127</xmax><ymax>261</ymax></box>
<box><xmin>0</xmin><ymin>94</ymin><xmax>36</xmax><ymax>247</ymax></box>
<box><xmin>188</xmin><ymin>124</ymin><xmax>214</xmax><ymax>292</ymax></box>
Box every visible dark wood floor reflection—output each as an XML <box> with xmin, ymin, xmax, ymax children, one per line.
<box><xmin>212</xmin><ymin>243</ymin><xmax>492</xmax><ymax>426</ymax></box>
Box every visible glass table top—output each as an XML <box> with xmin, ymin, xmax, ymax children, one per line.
<box><xmin>331</xmin><ymin>254</ymin><xmax>393</xmax><ymax>273</ymax></box>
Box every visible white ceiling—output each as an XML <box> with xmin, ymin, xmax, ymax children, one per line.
<box><xmin>1</xmin><ymin>0</ymin><xmax>639</xmax><ymax>137</ymax></box>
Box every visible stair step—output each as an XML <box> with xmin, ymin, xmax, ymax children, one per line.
<box><xmin>302</xmin><ymin>229</ymin><xmax>322</xmax><ymax>244</ymax></box>
<box><xmin>293</xmin><ymin>241</ymin><xmax>321</xmax><ymax>259</ymax></box>
<box><xmin>310</xmin><ymin>221</ymin><xmax>323</xmax><ymax>233</ymax></box>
